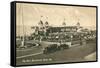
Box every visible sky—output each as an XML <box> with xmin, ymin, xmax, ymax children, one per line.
<box><xmin>16</xmin><ymin>3</ymin><xmax>96</xmax><ymax>36</ymax></box>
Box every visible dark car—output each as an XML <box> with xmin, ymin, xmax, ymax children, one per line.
<box><xmin>43</xmin><ymin>44</ymin><xmax>58</xmax><ymax>54</ymax></box>
<box><xmin>58</xmin><ymin>44</ymin><xmax>69</xmax><ymax>50</ymax></box>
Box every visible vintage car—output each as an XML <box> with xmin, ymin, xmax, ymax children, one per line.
<box><xmin>58</xmin><ymin>44</ymin><xmax>69</xmax><ymax>50</ymax></box>
<box><xmin>43</xmin><ymin>44</ymin><xmax>58</xmax><ymax>54</ymax></box>
<box><xmin>43</xmin><ymin>43</ymin><xmax>69</xmax><ymax>54</ymax></box>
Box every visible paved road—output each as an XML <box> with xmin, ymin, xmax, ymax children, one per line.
<box><xmin>16</xmin><ymin>46</ymin><xmax>43</xmax><ymax>57</ymax></box>
<box><xmin>16</xmin><ymin>41</ymin><xmax>96</xmax><ymax>65</ymax></box>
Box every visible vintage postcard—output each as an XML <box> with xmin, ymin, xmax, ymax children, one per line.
<box><xmin>11</xmin><ymin>1</ymin><xmax>97</xmax><ymax>66</ymax></box>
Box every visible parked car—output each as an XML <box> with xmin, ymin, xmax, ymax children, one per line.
<box><xmin>43</xmin><ymin>43</ymin><xmax>69</xmax><ymax>54</ymax></box>
<box><xmin>58</xmin><ymin>44</ymin><xmax>69</xmax><ymax>50</ymax></box>
<box><xmin>43</xmin><ymin>44</ymin><xmax>58</xmax><ymax>54</ymax></box>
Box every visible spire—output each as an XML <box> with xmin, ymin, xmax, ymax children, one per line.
<box><xmin>45</xmin><ymin>16</ymin><xmax>49</xmax><ymax>26</ymax></box>
<box><xmin>76</xmin><ymin>18</ymin><xmax>80</xmax><ymax>27</ymax></box>
<box><xmin>62</xmin><ymin>18</ymin><xmax>66</xmax><ymax>26</ymax></box>
<box><xmin>38</xmin><ymin>16</ymin><xmax>43</xmax><ymax>26</ymax></box>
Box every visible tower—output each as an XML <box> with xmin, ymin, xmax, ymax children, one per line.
<box><xmin>76</xmin><ymin>20</ymin><xmax>81</xmax><ymax>32</ymax></box>
<box><xmin>62</xmin><ymin>18</ymin><xmax>66</xmax><ymax>27</ymax></box>
<box><xmin>76</xmin><ymin>18</ymin><xmax>80</xmax><ymax>28</ymax></box>
<box><xmin>76</xmin><ymin>22</ymin><xmax>80</xmax><ymax>28</ymax></box>
<box><xmin>45</xmin><ymin>16</ymin><xmax>49</xmax><ymax>28</ymax></box>
<box><xmin>38</xmin><ymin>16</ymin><xmax>43</xmax><ymax>26</ymax></box>
<box><xmin>38</xmin><ymin>16</ymin><xmax>44</xmax><ymax>32</ymax></box>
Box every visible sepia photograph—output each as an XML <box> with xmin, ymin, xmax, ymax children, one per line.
<box><xmin>15</xmin><ymin>2</ymin><xmax>97</xmax><ymax>66</ymax></box>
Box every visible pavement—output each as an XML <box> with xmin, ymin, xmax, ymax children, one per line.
<box><xmin>16</xmin><ymin>40</ymin><xmax>97</xmax><ymax>65</ymax></box>
<box><xmin>84</xmin><ymin>52</ymin><xmax>96</xmax><ymax>61</ymax></box>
